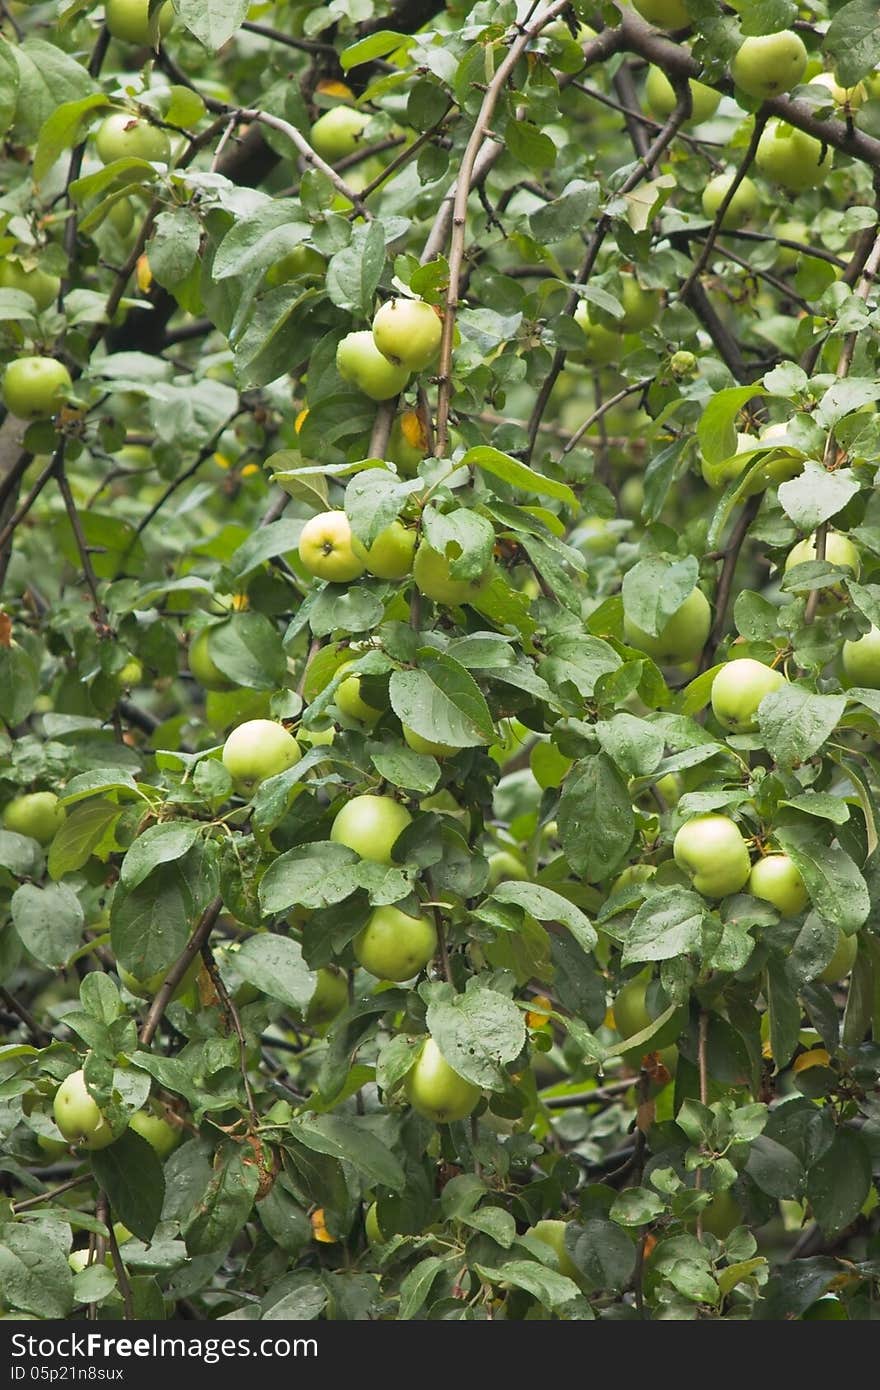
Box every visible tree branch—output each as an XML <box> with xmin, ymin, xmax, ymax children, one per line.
<box><xmin>139</xmin><ymin>895</ymin><xmax>223</xmax><ymax>1047</ymax></box>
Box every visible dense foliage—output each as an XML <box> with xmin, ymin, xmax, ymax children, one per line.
<box><xmin>2</xmin><ymin>0</ymin><xmax>880</xmax><ymax>1323</ymax></box>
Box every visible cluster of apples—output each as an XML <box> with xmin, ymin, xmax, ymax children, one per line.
<box><xmin>335</xmin><ymin>296</ymin><xmax>443</xmax><ymax>401</ymax></box>
<box><xmin>51</xmin><ymin>1067</ymin><xmax>181</xmax><ymax>1157</ymax></box>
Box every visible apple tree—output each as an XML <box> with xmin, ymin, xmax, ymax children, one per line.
<box><xmin>1</xmin><ymin>0</ymin><xmax>880</xmax><ymax>1323</ymax></box>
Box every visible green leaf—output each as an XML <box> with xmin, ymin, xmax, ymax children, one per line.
<box><xmin>207</xmin><ymin>612</ymin><xmax>287</xmax><ymax>690</ymax></box>
<box><xmin>558</xmin><ymin>753</ymin><xmax>634</xmax><ymax>882</ymax></box>
<box><xmin>0</xmin><ymin>641</ymin><xmax>39</xmax><ymax>725</ymax></box>
<box><xmin>110</xmin><ymin>863</ymin><xmax>191</xmax><ymax>979</ymax></box>
<box><xmin>826</xmin><ymin>0</ymin><xmax>880</xmax><ymax>89</ymax></box>
<box><xmin>258</xmin><ymin>842</ymin><xmax>361</xmax><ymax>914</ymax></box>
<box><xmin>775</xmin><ymin>829</ymin><xmax>870</xmax><ymax>933</ymax></box>
<box><xmin>11</xmin><ymin>882</ymin><xmax>83</xmax><ymax>967</ymax></box>
<box><xmin>609</xmin><ymin>1187</ymin><xmax>666</xmax><ymax>1226</ymax></box>
<box><xmin>48</xmin><ymin>800</ymin><xmax>121</xmax><ymax>880</ymax></box>
<box><xmin>183</xmin><ymin>1148</ymin><xmax>261</xmax><ymax>1255</ymax></box>
<box><xmin>757</xmin><ymin>686</ymin><xmax>846</xmax><ymax>766</ymax></box>
<box><xmin>399</xmin><ymin>1255</ymin><xmax>452</xmax><ymax>1319</ymax></box>
<box><xmin>777</xmin><ymin>460</ymin><xmax>860</xmax><ymax>531</ymax></box>
<box><xmin>389</xmin><ymin>652</ymin><xmax>494</xmax><ymax>749</ymax></box>
<box><xmin>213</xmin><ymin>204</ymin><xmax>310</xmax><ymax>281</ymax></box>
<box><xmin>744</xmin><ymin>1134</ymin><xmax>803</xmax><ymax>1198</ymax></box>
<box><xmin>344</xmin><ymin>468</ymin><xmax>421</xmax><ymax>547</ymax></box>
<box><xmin>422</xmin><ymin>506</ymin><xmax>496</xmax><ymax>580</ymax></box>
<box><xmin>289</xmin><ymin>1114</ymin><xmax>406</xmax><ymax>1191</ymax></box>
<box><xmin>622</xmin><ymin>554</ymin><xmax>699</xmax><ymax>639</ymax></box>
<box><xmin>340</xmin><ymin>30</ymin><xmax>411</xmax><ymax>70</ymax></box>
<box><xmin>11</xmin><ymin>37</ymin><xmax>97</xmax><ymax>145</ymax></box>
<box><xmin>120</xmin><ymin>821</ymin><xmax>203</xmax><ymax>891</ymax></box>
<box><xmin>806</xmin><ymin>1129</ymin><xmax>871</xmax><ymax>1236</ymax></box>
<box><xmin>530</xmin><ymin>179</ymin><xmax>599</xmax><ymax>243</ymax></box>
<box><xmin>697</xmin><ymin>384</ymin><xmax>764</xmax><ymax>465</ymax></box>
<box><xmin>506</xmin><ymin>118</ymin><xmax>556</xmax><ymax>170</ymax></box>
<box><xmin>326</xmin><ymin>219</ymin><xmax>386</xmax><ymax>317</ymax></box>
<box><xmin>622</xmin><ymin>888</ymin><xmax>706</xmax><ymax>965</ymax></box>
<box><xmin>568</xmin><ymin>1220</ymin><xmax>636</xmax><ymax>1292</ymax></box>
<box><xmin>147</xmin><ymin>209</ymin><xmax>201</xmax><ymax>289</ymax></box>
<box><xmin>489</xmin><ymin>880</ymin><xmax>597</xmax><ymax>951</ymax></box>
<box><xmin>426</xmin><ymin>982</ymin><xmax>526</xmax><ymax>1089</ymax></box>
<box><xmin>228</xmin><ymin>520</ymin><xmax>304</xmax><ymax>580</ymax></box>
<box><xmin>461</xmin><ymin>445</ymin><xmax>578</xmax><ymax>508</ymax></box>
<box><xmin>33</xmin><ymin>93</ymin><xmax>109</xmax><ymax>182</ymax></box>
<box><xmin>474</xmin><ymin>1260</ymin><xmax>583</xmax><ymax>1311</ymax></box>
<box><xmin>234</xmin><ymin>934</ymin><xmax>315</xmax><ymax>1011</ymax></box>
<box><xmin>0</xmin><ymin>1223</ymin><xmax>73</xmax><ymax>1318</ymax></box>
<box><xmin>91</xmin><ymin>1130</ymin><xmax>165</xmax><ymax>1242</ymax></box>
<box><xmin>766</xmin><ymin>958</ymin><xmax>801</xmax><ymax>1070</ymax></box>
<box><xmin>177</xmin><ymin>0</ymin><xmax>250</xmax><ymax>50</ymax></box>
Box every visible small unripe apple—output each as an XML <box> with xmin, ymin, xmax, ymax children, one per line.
<box><xmin>330</xmin><ymin>794</ymin><xmax>412</xmax><ymax>864</ymax></box>
<box><xmin>404</xmin><ymin>1036</ymin><xmax>481</xmax><ymax>1122</ymax></box>
<box><xmin>710</xmin><ymin>657</ymin><xmax>786</xmax><ymax>732</ymax></box>
<box><xmin>698</xmin><ymin>1188</ymin><xmax>742</xmax><ymax>1239</ymax></box>
<box><xmin>731</xmin><ymin>31</ymin><xmax>807</xmax><ymax>99</ymax></box>
<box><xmin>756</xmin><ymin>121</ymin><xmax>833</xmax><ymax>191</ymax></box>
<box><xmin>701</xmin><ymin>173</ymin><xmax>759</xmax><ymax>229</ymax></box>
<box><xmin>189</xmin><ymin>627</ymin><xmax>235</xmax><ymax>692</ymax></box>
<box><xmin>336</xmin><ymin>330</ymin><xmax>411</xmax><ymax>401</ymax></box>
<box><xmin>623</xmin><ymin>586</ymin><xmax>711</xmax><ymax>664</ymax></box>
<box><xmin>644</xmin><ymin>66</ymin><xmax>720</xmax><ymax>126</ymax></box>
<box><xmin>593</xmin><ymin>274</ymin><xmax>662</xmax><ymax>333</ymax></box>
<box><xmin>222</xmin><ymin>719</ymin><xmax>302</xmax><ymax>796</ymax></box>
<box><xmin>0</xmin><ymin>259</ymin><xmax>60</xmax><ymax>311</ymax></box>
<box><xmin>573</xmin><ymin>301</ymin><xmax>623</xmax><ymax>364</ymax></box>
<box><xmin>351</xmin><ymin>520</ymin><xmax>417</xmax><ymax>579</ymax></box>
<box><xmin>298</xmin><ymin>510</ymin><xmax>366</xmax><ymax>583</ymax></box>
<box><xmin>305</xmin><ymin>966</ymin><xmax>348</xmax><ymax>1026</ymax></box>
<box><xmin>364</xmin><ymin>1201</ymin><xmax>384</xmax><ymax>1246</ymax></box>
<box><xmin>842</xmin><ymin>626</ymin><xmax>880</xmax><ymax>688</ymax></box>
<box><xmin>413</xmin><ymin>542</ymin><xmax>491</xmax><ymax>606</ymax></box>
<box><xmin>748</xmin><ymin>854</ymin><xmax>808</xmax><ymax>917</ymax></box>
<box><xmin>372</xmin><ymin>298</ymin><xmax>442</xmax><ymax>372</ymax></box>
<box><xmin>632</xmin><ymin>0</ymin><xmax>690</xmax><ymax>28</ymax></box>
<box><xmin>334</xmin><ymin>661</ymin><xmax>383</xmax><ymax>724</ymax></box>
<box><xmin>402</xmin><ymin>724</ymin><xmax>458</xmax><ymax>758</ymax></box>
<box><xmin>611</xmin><ymin>864</ymin><xmax>657</xmax><ymax>895</ymax></box>
<box><xmin>387</xmin><ymin>409</ymin><xmax>429</xmax><ymax>475</ymax></box>
<box><xmin>105</xmin><ymin>0</ymin><xmax>174</xmax><ymax>45</ymax></box>
<box><xmin>527</xmin><ymin>1219</ymin><xmax>580</xmax><ymax>1282</ymax></box>
<box><xmin>487</xmin><ymin>849</ymin><xmax>528</xmax><ymax>887</ymax></box>
<box><xmin>673</xmin><ymin>814</ymin><xmax>751</xmax><ymax>898</ymax></box>
<box><xmin>94</xmin><ymin>111</ymin><xmax>171</xmax><ymax>165</ymax></box>
<box><xmin>129</xmin><ymin>1106</ymin><xmax>181</xmax><ymax>1159</ymax></box>
<box><xmin>819</xmin><ymin>928</ymin><xmax>858</xmax><ymax>983</ymax></box>
<box><xmin>809</xmin><ymin>70</ymin><xmax>867</xmax><ymax>111</ymax></box>
<box><xmin>2</xmin><ymin>357</ymin><xmax>72</xmax><ymax>419</ymax></box>
<box><xmin>353</xmin><ymin>904</ymin><xmax>438</xmax><ymax>981</ymax></box>
<box><xmin>265</xmin><ymin>245</ymin><xmax>327</xmax><ymax>286</ymax></box>
<box><xmin>2</xmin><ymin>791</ymin><xmax>66</xmax><ymax>844</ymax></box>
<box><xmin>784</xmin><ymin>532</ymin><xmax>859</xmax><ymax>611</ymax></box>
<box><xmin>310</xmin><ymin>107</ymin><xmax>371</xmax><ymax>161</ymax></box>
<box><xmin>53</xmin><ymin>1070</ymin><xmax>117</xmax><ymax>1151</ymax></box>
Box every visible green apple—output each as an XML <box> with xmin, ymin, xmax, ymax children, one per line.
<box><xmin>802</xmin><ymin>1296</ymin><xmax>848</xmax><ymax>1320</ymax></box>
<box><xmin>843</xmin><ymin>625</ymin><xmax>880</xmax><ymax>687</ymax></box>
<box><xmin>487</xmin><ymin>849</ymin><xmax>528</xmax><ymax>887</ymax></box>
<box><xmin>632</xmin><ymin>0</ymin><xmax>690</xmax><ymax>28</ymax></box>
<box><xmin>2</xmin><ymin>791</ymin><xmax>66</xmax><ymax>844</ymax></box>
<box><xmin>298</xmin><ymin>510</ymin><xmax>366</xmax><ymax>583</ymax></box>
<box><xmin>673</xmin><ymin>814</ymin><xmax>751</xmax><ymax>898</ymax></box>
<box><xmin>644</xmin><ymin>66</ymin><xmax>720</xmax><ymax>125</ymax></box>
<box><xmin>351</xmin><ymin>520</ymin><xmax>417</xmax><ymax>579</ymax></box>
<box><xmin>710</xmin><ymin>657</ymin><xmax>786</xmax><ymax>732</ymax></box>
<box><xmin>701</xmin><ymin>173</ymin><xmax>759</xmax><ymax>229</ymax></box>
<box><xmin>189</xmin><ymin>627</ymin><xmax>235</xmax><ymax>692</ymax></box>
<box><xmin>221</xmin><ymin>719</ymin><xmax>302</xmax><ymax>796</ymax></box>
<box><xmin>624</xmin><ymin>586</ymin><xmax>711</xmax><ymax>664</ymax></box>
<box><xmin>372</xmin><ymin>298</ymin><xmax>443</xmax><ymax>372</ymax></box>
<box><xmin>334</xmin><ymin>661</ymin><xmax>384</xmax><ymax>724</ymax></box>
<box><xmin>0</xmin><ymin>259</ymin><xmax>60</xmax><ymax>311</ymax></box>
<box><xmin>119</xmin><ymin>954</ymin><xmax>200</xmax><ymax>1000</ymax></box>
<box><xmin>330</xmin><ymin>794</ymin><xmax>412</xmax><ymax>863</ymax></box>
<box><xmin>53</xmin><ymin>1070</ymin><xmax>117</xmax><ymax>1151</ymax></box>
<box><xmin>404</xmin><ymin>1036</ymin><xmax>481</xmax><ymax>1122</ymax></box>
<box><xmin>701</xmin><ymin>431</ymin><xmax>755</xmax><ymax>488</ymax></box>
<box><xmin>265</xmin><ymin>245</ymin><xmax>327</xmax><ymax>286</ymax></box>
<box><xmin>784</xmin><ymin>531</ymin><xmax>859</xmax><ymax>611</ymax></box>
<box><xmin>94</xmin><ymin>111</ymin><xmax>171</xmax><ymax>165</ymax></box>
<box><xmin>809</xmin><ymin>71</ymin><xmax>866</xmax><ymax>110</ymax></box>
<box><xmin>353</xmin><ymin>904</ymin><xmax>437</xmax><ymax>981</ymax></box>
<box><xmin>748</xmin><ymin>854</ymin><xmax>808</xmax><ymax>916</ymax></box>
<box><xmin>611</xmin><ymin>864</ymin><xmax>657</xmax><ymax>895</ymax></box>
<box><xmin>756</xmin><ymin>121</ymin><xmax>833</xmax><ymax>191</ymax></box>
<box><xmin>36</xmin><ymin>1130</ymin><xmax>69</xmax><ymax>1161</ymax></box>
<box><xmin>364</xmin><ymin>1201</ymin><xmax>384</xmax><ymax>1246</ymax></box>
<box><xmin>819</xmin><ymin>928</ymin><xmax>858</xmax><ymax>983</ymax></box>
<box><xmin>698</xmin><ymin>1188</ymin><xmax>742</xmax><ymax>1239</ymax></box>
<box><xmin>105</xmin><ymin>0</ymin><xmax>174</xmax><ymax>44</ymax></box>
<box><xmin>310</xmin><ymin>106</ymin><xmax>371</xmax><ymax>161</ymax></box>
<box><xmin>2</xmin><ymin>357</ymin><xmax>72</xmax><ymax>419</ymax></box>
<box><xmin>388</xmin><ymin>409</ymin><xmax>429</xmax><ymax>475</ymax></box>
<box><xmin>129</xmin><ymin>1106</ymin><xmax>181</xmax><ymax>1158</ymax></box>
<box><xmin>593</xmin><ymin>274</ymin><xmax>662</xmax><ymax>333</ymax></box>
<box><xmin>613</xmin><ymin>972</ymin><xmax>652</xmax><ymax>1036</ymax></box>
<box><xmin>413</xmin><ymin>542</ymin><xmax>491</xmax><ymax>606</ymax></box>
<box><xmin>527</xmin><ymin>1219</ymin><xmax>580</xmax><ymax>1282</ymax></box>
<box><xmin>773</xmin><ymin>219</ymin><xmax>809</xmax><ymax>270</ymax></box>
<box><xmin>573</xmin><ymin>300</ymin><xmax>624</xmax><ymax>364</ymax></box>
<box><xmin>402</xmin><ymin>724</ymin><xmax>458</xmax><ymax>758</ymax></box>
<box><xmin>305</xmin><ymin>966</ymin><xmax>348</xmax><ymax>1026</ymax></box>
<box><xmin>336</xmin><ymin>330</ymin><xmax>411</xmax><ymax>401</ymax></box>
<box><xmin>731</xmin><ymin>31</ymin><xmax>807</xmax><ymax>99</ymax></box>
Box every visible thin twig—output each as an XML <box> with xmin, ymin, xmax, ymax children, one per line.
<box><xmin>678</xmin><ymin>113</ymin><xmax>768</xmax><ymax>302</ymax></box>
<box><xmin>200</xmin><ymin>943</ymin><xmax>259</xmax><ymax>1127</ymax></box>
<box><xmin>102</xmin><ymin>1192</ymin><xmax>135</xmax><ymax>1320</ymax></box>
<box><xmin>139</xmin><ymin>896</ymin><xmax>223</xmax><ymax>1047</ymax></box>
<box><xmin>560</xmin><ymin>378</ymin><xmax>652</xmax><ymax>459</ymax></box>
<box><xmin>0</xmin><ymin>986</ymin><xmax>52</xmax><ymax>1045</ymax></box>
<box><xmin>12</xmin><ymin>1174</ymin><xmax>91</xmax><ymax>1213</ymax></box>
<box><xmin>699</xmin><ymin>493</ymin><xmax>761</xmax><ymax>670</ymax></box>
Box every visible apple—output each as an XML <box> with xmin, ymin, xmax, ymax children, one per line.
<box><xmin>701</xmin><ymin>173</ymin><xmax>759</xmax><ymax>229</ymax></box>
<box><xmin>364</xmin><ymin>1201</ymin><xmax>384</xmax><ymax>1246</ymax></box>
<box><xmin>330</xmin><ymin>794</ymin><xmax>412</xmax><ymax>863</ymax></box>
<box><xmin>404</xmin><ymin>1036</ymin><xmax>481</xmax><ymax>1122</ymax></box>
<box><xmin>487</xmin><ymin>849</ymin><xmax>528</xmax><ymax>887</ymax></box>
<box><xmin>372</xmin><ymin>298</ymin><xmax>443</xmax><ymax>372</ymax></box>
<box><xmin>573</xmin><ymin>301</ymin><xmax>624</xmax><ymax>364</ymax></box>
<box><xmin>756</xmin><ymin>121</ymin><xmax>833</xmax><ymax>191</ymax></box>
<box><xmin>2</xmin><ymin>791</ymin><xmax>66</xmax><ymax>844</ymax></box>
<box><xmin>819</xmin><ymin>928</ymin><xmax>858</xmax><ymax>983</ymax></box>
<box><xmin>388</xmin><ymin>409</ymin><xmax>429</xmax><ymax>476</ymax></box>
<box><xmin>632</xmin><ymin>0</ymin><xmax>690</xmax><ymax>28</ymax></box>
<box><xmin>402</xmin><ymin>724</ymin><xmax>458</xmax><ymax>758</ymax></box>
<box><xmin>593</xmin><ymin>274</ymin><xmax>662</xmax><ymax>333</ymax></box>
<box><xmin>36</xmin><ymin>1130</ymin><xmax>69</xmax><ymax>1161</ymax></box>
<box><xmin>809</xmin><ymin>71</ymin><xmax>866</xmax><ymax>111</ymax></box>
<box><xmin>107</xmin><ymin>197</ymin><xmax>136</xmax><ymax>237</ymax></box>
<box><xmin>784</xmin><ymin>531</ymin><xmax>859</xmax><ymax>611</ymax></box>
<box><xmin>336</xmin><ymin>330</ymin><xmax>410</xmax><ymax>401</ymax></box>
<box><xmin>624</xmin><ymin>586</ymin><xmax>711</xmax><ymax>664</ymax></box>
<box><xmin>611</xmin><ymin>864</ymin><xmax>656</xmax><ymax>894</ymax></box>
<box><xmin>189</xmin><ymin>627</ymin><xmax>235</xmax><ymax>691</ymax></box>
<box><xmin>105</xmin><ymin>0</ymin><xmax>174</xmax><ymax>44</ymax></box>
<box><xmin>0</xmin><ymin>259</ymin><xmax>60</xmax><ymax>311</ymax></box>
<box><xmin>413</xmin><ymin>542</ymin><xmax>492</xmax><ymax>606</ymax></box>
<box><xmin>353</xmin><ymin>904</ymin><xmax>438</xmax><ymax>981</ymax></box>
<box><xmin>310</xmin><ymin>106</ymin><xmax>371</xmax><ymax>161</ymax></box>
<box><xmin>698</xmin><ymin>1188</ymin><xmax>742</xmax><ymax>1239</ymax></box>
<box><xmin>644</xmin><ymin>66</ymin><xmax>720</xmax><ymax>126</ymax></box>
<box><xmin>53</xmin><ymin>1070</ymin><xmax>117</xmax><ymax>1151</ymax></box>
<box><xmin>334</xmin><ymin>661</ymin><xmax>383</xmax><ymax>724</ymax></box>
<box><xmin>731</xmin><ymin>31</ymin><xmax>807</xmax><ymax>99</ymax></box>
<box><xmin>116</xmin><ymin>657</ymin><xmax>143</xmax><ymax>689</ymax></box>
<box><xmin>221</xmin><ymin>719</ymin><xmax>302</xmax><ymax>796</ymax></box>
<box><xmin>674</xmin><ymin>815</ymin><xmax>751</xmax><ymax>898</ymax></box>
<box><xmin>119</xmin><ymin>954</ymin><xmax>200</xmax><ymax>1001</ymax></box>
<box><xmin>298</xmin><ymin>510</ymin><xmax>366</xmax><ymax>583</ymax></box>
<box><xmin>843</xmin><ymin>626</ymin><xmax>880</xmax><ymax>687</ymax></box>
<box><xmin>802</xmin><ymin>1296</ymin><xmax>848</xmax><ymax>1321</ymax></box>
<box><xmin>129</xmin><ymin>1106</ymin><xmax>181</xmax><ymax>1159</ymax></box>
<box><xmin>527</xmin><ymin>1219</ymin><xmax>580</xmax><ymax>1282</ymax></box>
<box><xmin>2</xmin><ymin>357</ymin><xmax>72</xmax><ymax>419</ymax></box>
<box><xmin>265</xmin><ymin>245</ymin><xmax>327</xmax><ymax>286</ymax></box>
<box><xmin>773</xmin><ymin>219</ymin><xmax>808</xmax><ymax>270</ymax></box>
<box><xmin>613</xmin><ymin>973</ymin><xmax>652</xmax><ymax>1037</ymax></box>
<box><xmin>351</xmin><ymin>520</ymin><xmax>417</xmax><ymax>579</ymax></box>
<box><xmin>305</xmin><ymin>965</ymin><xmax>349</xmax><ymax>1026</ymax></box>
<box><xmin>710</xmin><ymin>657</ymin><xmax>786</xmax><ymax>732</ymax></box>
<box><xmin>748</xmin><ymin>854</ymin><xmax>808</xmax><ymax>917</ymax></box>
<box><xmin>94</xmin><ymin>111</ymin><xmax>171</xmax><ymax>165</ymax></box>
